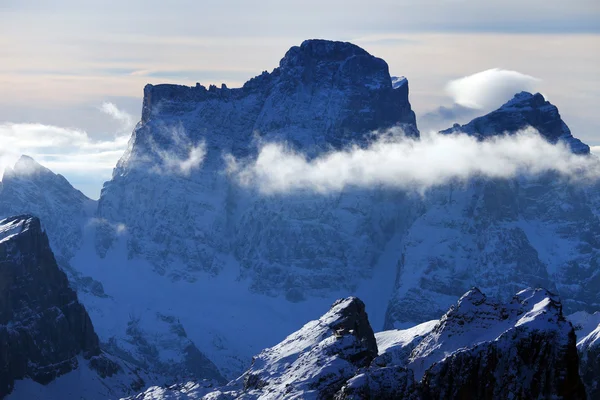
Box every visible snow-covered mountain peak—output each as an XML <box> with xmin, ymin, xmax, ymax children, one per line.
<box><xmin>406</xmin><ymin>287</ymin><xmax>571</xmax><ymax>380</ymax></box>
<box><xmin>2</xmin><ymin>155</ymin><xmax>87</xmax><ymax>201</ymax></box>
<box><xmin>440</xmin><ymin>91</ymin><xmax>590</xmax><ymax>154</ymax></box>
<box><xmin>11</xmin><ymin>154</ymin><xmax>49</xmax><ymax>174</ymax></box>
<box><xmin>455</xmin><ymin>286</ymin><xmax>487</xmax><ymax>308</ymax></box>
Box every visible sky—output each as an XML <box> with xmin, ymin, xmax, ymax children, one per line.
<box><xmin>0</xmin><ymin>0</ymin><xmax>599</xmax><ymax>198</ymax></box>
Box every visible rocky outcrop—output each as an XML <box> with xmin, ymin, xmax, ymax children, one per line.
<box><xmin>0</xmin><ymin>215</ymin><xmax>101</xmax><ymax>398</ymax></box>
<box><xmin>130</xmin><ymin>290</ymin><xmax>586</xmax><ymax>399</ymax></box>
<box><xmin>440</xmin><ymin>91</ymin><xmax>590</xmax><ymax>154</ymax></box>
<box><xmin>415</xmin><ymin>288</ymin><xmax>586</xmax><ymax>399</ymax></box>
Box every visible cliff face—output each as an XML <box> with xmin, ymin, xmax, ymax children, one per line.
<box><xmin>578</xmin><ymin>323</ymin><xmax>600</xmax><ymax>398</ymax></box>
<box><xmin>97</xmin><ymin>39</ymin><xmax>419</xmax><ymax>291</ymax></box>
<box><xmin>0</xmin><ymin>216</ymin><xmax>100</xmax><ymax>398</ymax></box>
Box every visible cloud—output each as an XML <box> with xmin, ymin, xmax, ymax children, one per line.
<box><xmin>0</xmin><ymin>123</ymin><xmax>129</xmax><ymax>172</ymax></box>
<box><xmin>446</xmin><ymin>68</ymin><xmax>540</xmax><ymax>110</ymax></box>
<box><xmin>0</xmin><ymin>103</ymin><xmax>134</xmax><ymax>198</ymax></box>
<box><xmin>100</xmin><ymin>102</ymin><xmax>135</xmax><ymax>131</ymax></box>
<box><xmin>148</xmin><ymin>125</ymin><xmax>207</xmax><ymax>176</ymax></box>
<box><xmin>226</xmin><ymin>128</ymin><xmax>600</xmax><ymax>195</ymax></box>
<box><xmin>419</xmin><ymin>103</ymin><xmax>480</xmax><ymax>132</ymax></box>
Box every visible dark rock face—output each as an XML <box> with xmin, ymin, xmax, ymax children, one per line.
<box><xmin>440</xmin><ymin>91</ymin><xmax>590</xmax><ymax>154</ymax></box>
<box><xmin>328</xmin><ymin>297</ymin><xmax>379</xmax><ymax>367</ymax></box>
<box><xmin>419</xmin><ymin>329</ymin><xmax>585</xmax><ymax>400</ymax></box>
<box><xmin>0</xmin><ymin>215</ymin><xmax>100</xmax><ymax>398</ymax></box>
<box><xmin>334</xmin><ymin>366</ymin><xmax>415</xmax><ymax>400</ymax></box>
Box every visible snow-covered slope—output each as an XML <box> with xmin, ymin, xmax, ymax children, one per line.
<box><xmin>129</xmin><ymin>289</ymin><xmax>586</xmax><ymax>399</ymax></box>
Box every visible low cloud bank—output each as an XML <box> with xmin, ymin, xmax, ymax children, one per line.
<box><xmin>226</xmin><ymin>128</ymin><xmax>600</xmax><ymax>194</ymax></box>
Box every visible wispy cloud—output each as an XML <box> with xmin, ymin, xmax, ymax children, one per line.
<box><xmin>226</xmin><ymin>128</ymin><xmax>600</xmax><ymax>194</ymax></box>
<box><xmin>149</xmin><ymin>125</ymin><xmax>207</xmax><ymax>176</ymax></box>
<box><xmin>100</xmin><ymin>102</ymin><xmax>135</xmax><ymax>131</ymax></box>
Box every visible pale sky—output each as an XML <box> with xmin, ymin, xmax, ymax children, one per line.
<box><xmin>0</xmin><ymin>1</ymin><xmax>599</xmax><ymax>198</ymax></box>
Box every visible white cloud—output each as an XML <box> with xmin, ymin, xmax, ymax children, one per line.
<box><xmin>100</xmin><ymin>102</ymin><xmax>135</xmax><ymax>131</ymax></box>
<box><xmin>0</xmin><ymin>103</ymin><xmax>134</xmax><ymax>198</ymax></box>
<box><xmin>226</xmin><ymin>128</ymin><xmax>600</xmax><ymax>194</ymax></box>
<box><xmin>446</xmin><ymin>68</ymin><xmax>540</xmax><ymax>110</ymax></box>
<box><xmin>149</xmin><ymin>125</ymin><xmax>207</xmax><ymax>176</ymax></box>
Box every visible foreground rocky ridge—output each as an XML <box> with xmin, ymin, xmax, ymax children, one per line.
<box><xmin>130</xmin><ymin>289</ymin><xmax>586</xmax><ymax>399</ymax></box>
<box><xmin>0</xmin><ymin>216</ymin><xmax>100</xmax><ymax>397</ymax></box>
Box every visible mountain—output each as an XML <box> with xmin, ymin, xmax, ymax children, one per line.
<box><xmin>440</xmin><ymin>91</ymin><xmax>590</xmax><ymax>154</ymax></box>
<box><xmin>384</xmin><ymin>91</ymin><xmax>600</xmax><ymax>330</ymax></box>
<box><xmin>129</xmin><ymin>288</ymin><xmax>586</xmax><ymax>399</ymax></box>
<box><xmin>2</xmin><ymin>39</ymin><xmax>599</xmax><ymax>395</ymax></box>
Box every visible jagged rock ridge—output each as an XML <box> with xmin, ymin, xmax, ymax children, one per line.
<box><xmin>129</xmin><ymin>289</ymin><xmax>586</xmax><ymax>399</ymax></box>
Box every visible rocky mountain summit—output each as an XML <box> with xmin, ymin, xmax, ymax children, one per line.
<box><xmin>440</xmin><ymin>91</ymin><xmax>590</xmax><ymax>154</ymax></box>
<box><xmin>129</xmin><ymin>288</ymin><xmax>586</xmax><ymax>399</ymax></box>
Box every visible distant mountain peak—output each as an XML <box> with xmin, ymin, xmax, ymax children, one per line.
<box><xmin>279</xmin><ymin>39</ymin><xmax>371</xmax><ymax>68</ymax></box>
<box><xmin>11</xmin><ymin>154</ymin><xmax>50</xmax><ymax>175</ymax></box>
<box><xmin>441</xmin><ymin>91</ymin><xmax>590</xmax><ymax>154</ymax></box>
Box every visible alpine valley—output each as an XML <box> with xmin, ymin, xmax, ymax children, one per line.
<box><xmin>1</xmin><ymin>40</ymin><xmax>599</xmax><ymax>399</ymax></box>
